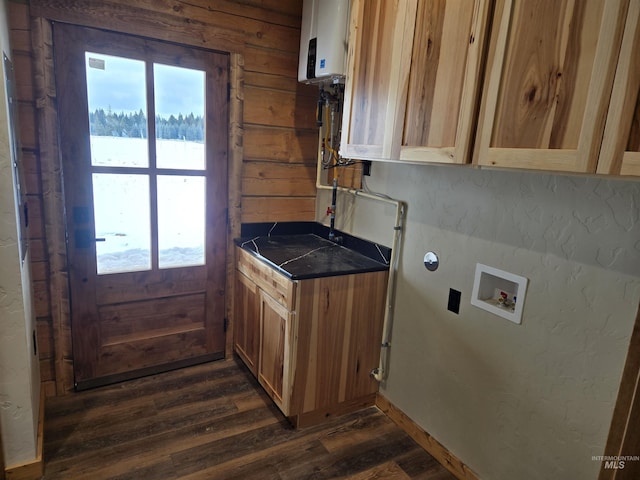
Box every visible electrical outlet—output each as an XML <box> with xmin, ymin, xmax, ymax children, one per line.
<box><xmin>448</xmin><ymin>288</ymin><xmax>461</xmax><ymax>314</ymax></box>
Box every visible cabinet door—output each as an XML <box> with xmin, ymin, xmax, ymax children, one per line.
<box><xmin>258</xmin><ymin>289</ymin><xmax>292</xmax><ymax>415</ymax></box>
<box><xmin>474</xmin><ymin>0</ymin><xmax>629</xmax><ymax>173</ymax></box>
<box><xmin>400</xmin><ymin>0</ymin><xmax>492</xmax><ymax>164</ymax></box>
<box><xmin>233</xmin><ymin>271</ymin><xmax>260</xmax><ymax>376</ymax></box>
<box><xmin>597</xmin><ymin>0</ymin><xmax>640</xmax><ymax>177</ymax></box>
<box><xmin>341</xmin><ymin>0</ymin><xmax>417</xmax><ymax>160</ymax></box>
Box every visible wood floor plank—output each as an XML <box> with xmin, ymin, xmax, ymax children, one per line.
<box><xmin>42</xmin><ymin>358</ymin><xmax>455</xmax><ymax>479</ymax></box>
<box><xmin>280</xmin><ymin>429</ymin><xmax>419</xmax><ymax>479</ymax></box>
<box><xmin>177</xmin><ymin>409</ymin><xmax>384</xmax><ymax>479</ymax></box>
<box><xmin>347</xmin><ymin>461</ymin><xmax>412</xmax><ymax>480</ymax></box>
<box><xmin>395</xmin><ymin>449</ymin><xmax>456</xmax><ymax>480</ymax></box>
<box><xmin>45</xmin><ymin>405</ymin><xmax>280</xmax><ymax>479</ymax></box>
<box><xmin>319</xmin><ymin>411</ymin><xmax>397</xmax><ymax>452</ymax></box>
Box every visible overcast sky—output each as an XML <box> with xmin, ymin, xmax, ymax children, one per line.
<box><xmin>85</xmin><ymin>52</ymin><xmax>205</xmax><ymax>118</ymax></box>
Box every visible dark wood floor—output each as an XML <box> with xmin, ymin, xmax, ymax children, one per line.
<box><xmin>43</xmin><ymin>358</ymin><xmax>456</xmax><ymax>479</ymax></box>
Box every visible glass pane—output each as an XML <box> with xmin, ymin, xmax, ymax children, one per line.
<box><xmin>92</xmin><ymin>173</ymin><xmax>151</xmax><ymax>274</ymax></box>
<box><xmin>85</xmin><ymin>52</ymin><xmax>148</xmax><ymax>167</ymax></box>
<box><xmin>154</xmin><ymin>64</ymin><xmax>205</xmax><ymax>170</ymax></box>
<box><xmin>158</xmin><ymin>175</ymin><xmax>205</xmax><ymax>269</ymax></box>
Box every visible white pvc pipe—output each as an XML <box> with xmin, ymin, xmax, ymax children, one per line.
<box><xmin>316</xmin><ymin>169</ymin><xmax>405</xmax><ymax>382</ymax></box>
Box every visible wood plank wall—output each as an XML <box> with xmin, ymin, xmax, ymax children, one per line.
<box><xmin>7</xmin><ymin>0</ymin><xmax>319</xmax><ymax>395</ymax></box>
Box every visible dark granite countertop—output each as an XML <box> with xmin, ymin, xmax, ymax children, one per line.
<box><xmin>235</xmin><ymin>222</ymin><xmax>390</xmax><ymax>280</ymax></box>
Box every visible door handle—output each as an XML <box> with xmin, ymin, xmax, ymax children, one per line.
<box><xmin>75</xmin><ymin>229</ymin><xmax>106</xmax><ymax>248</ymax></box>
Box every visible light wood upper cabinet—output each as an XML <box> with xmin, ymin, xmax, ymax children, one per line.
<box><xmin>341</xmin><ymin>0</ymin><xmax>493</xmax><ymax>164</ymax></box>
<box><xmin>400</xmin><ymin>0</ymin><xmax>492</xmax><ymax>164</ymax></box>
<box><xmin>342</xmin><ymin>0</ymin><xmax>640</xmax><ymax>178</ymax></box>
<box><xmin>597</xmin><ymin>0</ymin><xmax>640</xmax><ymax>177</ymax></box>
<box><xmin>341</xmin><ymin>0</ymin><xmax>417</xmax><ymax>160</ymax></box>
<box><xmin>474</xmin><ymin>0</ymin><xmax>629</xmax><ymax>173</ymax></box>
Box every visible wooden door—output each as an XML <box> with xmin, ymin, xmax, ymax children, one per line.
<box><xmin>474</xmin><ymin>0</ymin><xmax>629</xmax><ymax>173</ymax></box>
<box><xmin>597</xmin><ymin>0</ymin><xmax>640</xmax><ymax>177</ymax></box>
<box><xmin>234</xmin><ymin>271</ymin><xmax>260</xmax><ymax>376</ymax></box>
<box><xmin>53</xmin><ymin>24</ymin><xmax>229</xmax><ymax>390</ymax></box>
<box><xmin>400</xmin><ymin>0</ymin><xmax>492</xmax><ymax>164</ymax></box>
<box><xmin>258</xmin><ymin>289</ymin><xmax>292</xmax><ymax>415</ymax></box>
<box><xmin>341</xmin><ymin>0</ymin><xmax>417</xmax><ymax>161</ymax></box>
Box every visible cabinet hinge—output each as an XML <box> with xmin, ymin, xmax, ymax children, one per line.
<box><xmin>223</xmin><ymin>318</ymin><xmax>228</xmax><ymax>332</ymax></box>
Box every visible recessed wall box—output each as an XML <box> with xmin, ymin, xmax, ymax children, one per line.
<box><xmin>471</xmin><ymin>264</ymin><xmax>528</xmax><ymax>324</ymax></box>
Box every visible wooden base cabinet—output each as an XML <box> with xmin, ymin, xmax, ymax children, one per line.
<box><xmin>234</xmin><ymin>248</ymin><xmax>388</xmax><ymax>427</ymax></box>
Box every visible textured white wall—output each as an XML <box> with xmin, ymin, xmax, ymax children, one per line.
<box><xmin>317</xmin><ymin>163</ymin><xmax>640</xmax><ymax>480</ymax></box>
<box><xmin>0</xmin><ymin>0</ymin><xmax>40</xmax><ymax>468</ymax></box>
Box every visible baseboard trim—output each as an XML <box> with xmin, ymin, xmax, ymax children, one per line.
<box><xmin>6</xmin><ymin>388</ymin><xmax>44</xmax><ymax>480</ymax></box>
<box><xmin>376</xmin><ymin>393</ymin><xmax>479</xmax><ymax>480</ymax></box>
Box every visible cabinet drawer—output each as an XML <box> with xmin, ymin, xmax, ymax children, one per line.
<box><xmin>236</xmin><ymin>247</ymin><xmax>296</xmax><ymax>310</ymax></box>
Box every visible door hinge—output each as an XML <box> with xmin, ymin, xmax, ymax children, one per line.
<box><xmin>224</xmin><ymin>318</ymin><xmax>228</xmax><ymax>332</ymax></box>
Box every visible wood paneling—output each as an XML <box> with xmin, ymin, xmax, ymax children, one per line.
<box><xmin>242</xmin><ymin>162</ymin><xmax>316</xmax><ymax>196</ymax></box>
<box><xmin>241</xmin><ymin>197</ymin><xmax>317</xmax><ymax>223</ymax></box>
<box><xmin>244</xmin><ymin>86</ymin><xmax>316</xmax><ymax>129</ymax></box>
<box><xmin>10</xmin><ymin>0</ymin><xmax>319</xmax><ymax>394</ymax></box>
<box><xmin>244</xmin><ymin>125</ymin><xmax>317</xmax><ymax>163</ymax></box>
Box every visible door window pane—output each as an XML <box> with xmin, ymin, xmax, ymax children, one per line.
<box><xmin>85</xmin><ymin>52</ymin><xmax>148</xmax><ymax>167</ymax></box>
<box><xmin>154</xmin><ymin>64</ymin><xmax>205</xmax><ymax>170</ymax></box>
<box><xmin>158</xmin><ymin>175</ymin><xmax>205</xmax><ymax>268</ymax></box>
<box><xmin>93</xmin><ymin>173</ymin><xmax>151</xmax><ymax>274</ymax></box>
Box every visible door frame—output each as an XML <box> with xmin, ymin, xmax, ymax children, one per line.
<box><xmin>30</xmin><ymin>16</ymin><xmax>244</xmax><ymax>394</ymax></box>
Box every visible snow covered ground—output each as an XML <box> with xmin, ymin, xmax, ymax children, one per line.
<box><xmin>90</xmin><ymin>136</ymin><xmax>206</xmax><ymax>274</ymax></box>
